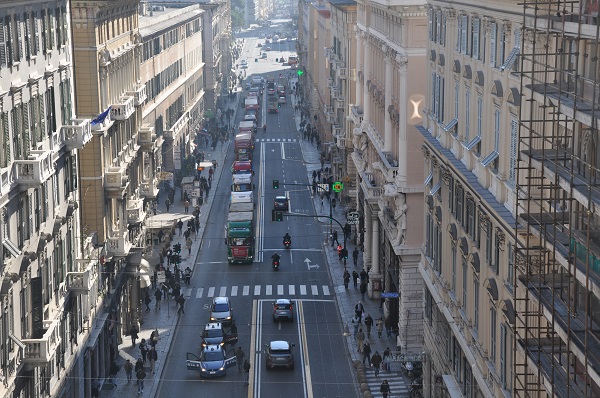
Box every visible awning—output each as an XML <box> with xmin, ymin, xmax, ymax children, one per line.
<box><xmin>86</xmin><ymin>312</ymin><xmax>109</xmax><ymax>349</ymax></box>
<box><xmin>139</xmin><ymin>259</ymin><xmax>153</xmax><ymax>289</ymax></box>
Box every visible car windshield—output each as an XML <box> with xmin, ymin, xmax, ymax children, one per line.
<box><xmin>202</xmin><ymin>351</ymin><xmax>224</xmax><ymax>361</ymax></box>
<box><xmin>205</xmin><ymin>329</ymin><xmax>223</xmax><ymax>338</ymax></box>
<box><xmin>271</xmin><ymin>349</ymin><xmax>291</xmax><ymax>355</ymax></box>
<box><xmin>233</xmin><ymin>184</ymin><xmax>252</xmax><ymax>192</ymax></box>
<box><xmin>275</xmin><ymin>304</ymin><xmax>291</xmax><ymax>310</ymax></box>
<box><xmin>213</xmin><ymin>303</ymin><xmax>229</xmax><ymax>312</ymax></box>
<box><xmin>275</xmin><ymin>199</ymin><xmax>287</xmax><ymax>205</ymax></box>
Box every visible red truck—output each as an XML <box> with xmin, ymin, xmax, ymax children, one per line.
<box><xmin>235</xmin><ymin>133</ymin><xmax>254</xmax><ymax>161</ymax></box>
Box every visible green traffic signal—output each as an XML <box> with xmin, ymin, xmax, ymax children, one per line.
<box><xmin>273</xmin><ymin>179</ymin><xmax>279</xmax><ymax>189</ymax></box>
<box><xmin>297</xmin><ymin>70</ymin><xmax>304</xmax><ymax>76</ymax></box>
<box><xmin>275</xmin><ymin>211</ymin><xmax>283</xmax><ymax>222</ymax></box>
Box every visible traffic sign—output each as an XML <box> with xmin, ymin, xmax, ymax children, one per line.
<box><xmin>157</xmin><ymin>271</ymin><xmax>166</xmax><ymax>283</ymax></box>
<box><xmin>317</xmin><ymin>183</ymin><xmax>329</xmax><ymax>192</ymax></box>
<box><xmin>332</xmin><ymin>181</ymin><xmax>344</xmax><ymax>193</ymax></box>
<box><xmin>347</xmin><ymin>211</ymin><xmax>359</xmax><ymax>225</ymax></box>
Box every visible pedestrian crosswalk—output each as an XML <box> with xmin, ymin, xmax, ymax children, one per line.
<box><xmin>181</xmin><ymin>284</ymin><xmax>332</xmax><ymax>299</ymax></box>
<box><xmin>365</xmin><ymin>368</ymin><xmax>409</xmax><ymax>398</ymax></box>
<box><xmin>255</xmin><ymin>138</ymin><xmax>297</xmax><ymax>142</ymax></box>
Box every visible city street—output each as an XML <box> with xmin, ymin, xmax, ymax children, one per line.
<box><xmin>156</xmin><ymin>23</ymin><xmax>357</xmax><ymax>398</ymax></box>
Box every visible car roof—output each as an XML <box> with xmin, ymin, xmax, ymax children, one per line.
<box><xmin>269</xmin><ymin>341</ymin><xmax>290</xmax><ymax>350</ymax></box>
<box><xmin>213</xmin><ymin>296</ymin><xmax>229</xmax><ymax>304</ymax></box>
<box><xmin>274</xmin><ymin>298</ymin><xmax>291</xmax><ymax>305</ymax></box>
<box><xmin>202</xmin><ymin>345</ymin><xmax>224</xmax><ymax>353</ymax></box>
<box><xmin>205</xmin><ymin>322</ymin><xmax>222</xmax><ymax>330</ymax></box>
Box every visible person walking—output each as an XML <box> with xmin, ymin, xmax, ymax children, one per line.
<box><xmin>144</xmin><ymin>291</ymin><xmax>151</xmax><ymax>311</ymax></box>
<box><xmin>243</xmin><ymin>359</ymin><xmax>251</xmax><ymax>385</ymax></box>
<box><xmin>362</xmin><ymin>342</ymin><xmax>372</xmax><ymax>365</ymax></box>
<box><xmin>139</xmin><ymin>339</ymin><xmax>148</xmax><ymax>363</ymax></box>
<box><xmin>371</xmin><ymin>351</ymin><xmax>383</xmax><ymax>377</ymax></box>
<box><xmin>364</xmin><ymin>314</ymin><xmax>374</xmax><ymax>338</ymax></box>
<box><xmin>353</xmin><ymin>247</ymin><xmax>359</xmax><ymax>266</ymax></box>
<box><xmin>331</xmin><ymin>230</ymin><xmax>339</xmax><ymax>246</ymax></box>
<box><xmin>165</xmin><ymin>197</ymin><xmax>171</xmax><ymax>212</ymax></box>
<box><xmin>355</xmin><ymin>301</ymin><xmax>364</xmax><ymax>322</ymax></box>
<box><xmin>356</xmin><ymin>329</ymin><xmax>365</xmax><ymax>353</ymax></box>
<box><xmin>343</xmin><ymin>270</ymin><xmax>350</xmax><ymax>289</ymax></box>
<box><xmin>129</xmin><ymin>324</ymin><xmax>139</xmax><ymax>346</ymax></box>
<box><xmin>177</xmin><ymin>219</ymin><xmax>183</xmax><ymax>235</ymax></box>
<box><xmin>352</xmin><ymin>271</ymin><xmax>359</xmax><ymax>288</ymax></box>
<box><xmin>235</xmin><ymin>347</ymin><xmax>246</xmax><ymax>372</ymax></box>
<box><xmin>382</xmin><ymin>347</ymin><xmax>391</xmax><ymax>372</ymax></box>
<box><xmin>148</xmin><ymin>346</ymin><xmax>158</xmax><ymax>374</ymax></box>
<box><xmin>177</xmin><ymin>295</ymin><xmax>186</xmax><ymax>315</ymax></box>
<box><xmin>360</xmin><ymin>281</ymin><xmax>368</xmax><ymax>300</ymax></box>
<box><xmin>385</xmin><ymin>317</ymin><xmax>393</xmax><ymax>338</ymax></box>
<box><xmin>184</xmin><ymin>199</ymin><xmax>190</xmax><ymax>213</ymax></box>
<box><xmin>351</xmin><ymin>314</ymin><xmax>361</xmax><ymax>337</ymax></box>
<box><xmin>136</xmin><ymin>366</ymin><xmax>147</xmax><ymax>395</ymax></box>
<box><xmin>377</xmin><ymin>317</ymin><xmax>385</xmax><ymax>339</ymax></box>
<box><xmin>124</xmin><ymin>359</ymin><xmax>133</xmax><ymax>382</ymax></box>
<box><xmin>380</xmin><ymin>380</ymin><xmax>391</xmax><ymax>398</ymax></box>
<box><xmin>154</xmin><ymin>288</ymin><xmax>162</xmax><ymax>310</ymax></box>
<box><xmin>186</xmin><ymin>237</ymin><xmax>193</xmax><ymax>255</ymax></box>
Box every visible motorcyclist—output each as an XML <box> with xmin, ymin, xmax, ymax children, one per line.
<box><xmin>283</xmin><ymin>233</ymin><xmax>291</xmax><ymax>244</ymax></box>
<box><xmin>271</xmin><ymin>252</ymin><xmax>281</xmax><ymax>264</ymax></box>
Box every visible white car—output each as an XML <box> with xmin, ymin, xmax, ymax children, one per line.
<box><xmin>240</xmin><ymin>59</ymin><xmax>248</xmax><ymax>68</ymax></box>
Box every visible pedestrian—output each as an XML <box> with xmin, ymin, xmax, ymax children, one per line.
<box><xmin>177</xmin><ymin>219</ymin><xmax>183</xmax><ymax>235</ymax></box>
<box><xmin>355</xmin><ymin>301</ymin><xmax>364</xmax><ymax>321</ymax></box>
<box><xmin>360</xmin><ymin>269</ymin><xmax>368</xmax><ymax>283</ymax></box>
<box><xmin>380</xmin><ymin>380</ymin><xmax>391</xmax><ymax>398</ymax></box>
<box><xmin>165</xmin><ymin>197</ymin><xmax>171</xmax><ymax>212</ymax></box>
<box><xmin>157</xmin><ymin>229</ymin><xmax>164</xmax><ymax>243</ymax></box>
<box><xmin>377</xmin><ymin>317</ymin><xmax>384</xmax><ymax>339</ymax></box>
<box><xmin>136</xmin><ymin>366</ymin><xmax>146</xmax><ymax>395</ymax></box>
<box><xmin>144</xmin><ymin>291</ymin><xmax>151</xmax><ymax>311</ymax></box>
<box><xmin>129</xmin><ymin>324</ymin><xmax>138</xmax><ymax>346</ymax></box>
<box><xmin>124</xmin><ymin>359</ymin><xmax>133</xmax><ymax>382</ymax></box>
<box><xmin>186</xmin><ymin>237</ymin><xmax>193</xmax><ymax>255</ymax></box>
<box><xmin>184</xmin><ymin>266</ymin><xmax>192</xmax><ymax>285</ymax></box>
<box><xmin>184</xmin><ymin>199</ymin><xmax>190</xmax><ymax>213</ymax></box>
<box><xmin>331</xmin><ymin>230</ymin><xmax>339</xmax><ymax>246</ymax></box>
<box><xmin>154</xmin><ymin>288</ymin><xmax>162</xmax><ymax>310</ymax></box>
<box><xmin>134</xmin><ymin>357</ymin><xmax>144</xmax><ymax>373</ymax></box>
<box><xmin>139</xmin><ymin>339</ymin><xmax>148</xmax><ymax>363</ymax></box>
<box><xmin>243</xmin><ymin>359</ymin><xmax>251</xmax><ymax>385</ymax></box>
<box><xmin>177</xmin><ymin>295</ymin><xmax>186</xmax><ymax>315</ymax></box>
<box><xmin>150</xmin><ymin>330</ymin><xmax>160</xmax><ymax>348</ymax></box>
<box><xmin>356</xmin><ymin>329</ymin><xmax>365</xmax><ymax>353</ymax></box>
<box><xmin>352</xmin><ymin>271</ymin><xmax>359</xmax><ymax>288</ymax></box>
<box><xmin>337</xmin><ymin>244</ymin><xmax>343</xmax><ymax>261</ymax></box>
<box><xmin>344</xmin><ymin>223</ymin><xmax>351</xmax><ymax>241</ymax></box>
<box><xmin>343</xmin><ymin>270</ymin><xmax>350</xmax><ymax>289</ymax></box>
<box><xmin>184</xmin><ymin>228</ymin><xmax>190</xmax><ymax>241</ymax></box>
<box><xmin>362</xmin><ymin>342</ymin><xmax>372</xmax><ymax>365</ymax></box>
<box><xmin>364</xmin><ymin>314</ymin><xmax>374</xmax><ymax>338</ymax></box>
<box><xmin>371</xmin><ymin>351</ymin><xmax>383</xmax><ymax>377</ymax></box>
<box><xmin>152</xmin><ymin>201</ymin><xmax>157</xmax><ymax>215</ymax></box>
<box><xmin>385</xmin><ymin>317</ymin><xmax>393</xmax><ymax>338</ymax></box>
<box><xmin>352</xmin><ymin>314</ymin><xmax>361</xmax><ymax>337</ymax></box>
<box><xmin>235</xmin><ymin>346</ymin><xmax>245</xmax><ymax>372</ymax></box>
<box><xmin>353</xmin><ymin>247</ymin><xmax>359</xmax><ymax>266</ymax></box>
<box><xmin>382</xmin><ymin>347</ymin><xmax>391</xmax><ymax>372</ymax></box>
<box><xmin>148</xmin><ymin>346</ymin><xmax>158</xmax><ymax>374</ymax></box>
<box><xmin>360</xmin><ymin>281</ymin><xmax>368</xmax><ymax>300</ymax></box>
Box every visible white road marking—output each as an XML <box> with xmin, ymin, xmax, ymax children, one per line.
<box><xmin>300</xmin><ymin>285</ymin><xmax>307</xmax><ymax>295</ymax></box>
<box><xmin>311</xmin><ymin>285</ymin><xmax>318</xmax><ymax>295</ymax></box>
<box><xmin>289</xmin><ymin>285</ymin><xmax>295</xmax><ymax>295</ymax></box>
<box><xmin>243</xmin><ymin>286</ymin><xmax>250</xmax><ymax>296</ymax></box>
<box><xmin>196</xmin><ymin>288</ymin><xmax>204</xmax><ymax>298</ymax></box>
<box><xmin>207</xmin><ymin>287</ymin><xmax>215</xmax><ymax>297</ymax></box>
<box><xmin>231</xmin><ymin>286</ymin><xmax>238</xmax><ymax>296</ymax></box>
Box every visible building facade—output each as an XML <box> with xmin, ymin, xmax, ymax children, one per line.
<box><xmin>352</xmin><ymin>0</ymin><xmax>427</xmax><ymax>355</ymax></box>
<box><xmin>514</xmin><ymin>1</ymin><xmax>600</xmax><ymax>397</ymax></box>
<box><xmin>0</xmin><ymin>2</ymin><xmax>94</xmax><ymax>396</ymax></box>
<box><xmin>417</xmin><ymin>1</ymin><xmax>523</xmax><ymax>396</ymax></box>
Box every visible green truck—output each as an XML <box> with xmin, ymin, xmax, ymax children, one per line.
<box><xmin>226</xmin><ymin>203</ymin><xmax>255</xmax><ymax>264</ymax></box>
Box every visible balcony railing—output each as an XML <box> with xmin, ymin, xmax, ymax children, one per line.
<box><xmin>138</xmin><ymin>126</ymin><xmax>156</xmax><ymax>151</ymax></box>
<box><xmin>127</xmin><ymin>198</ymin><xmax>146</xmax><ymax>224</ymax></box>
<box><xmin>335</xmin><ymin>96</ymin><xmax>346</xmax><ymax>110</ymax></box>
<box><xmin>359</xmin><ymin>171</ymin><xmax>382</xmax><ymax>203</ymax></box>
<box><xmin>22</xmin><ymin>318</ymin><xmax>61</xmax><ymax>364</ymax></box>
<box><xmin>13</xmin><ymin>150</ymin><xmax>55</xmax><ymax>189</ymax></box>
<box><xmin>104</xmin><ymin>167</ymin><xmax>129</xmax><ymax>196</ymax></box>
<box><xmin>348</xmin><ymin>106</ymin><xmax>363</xmax><ymax>126</ymax></box>
<box><xmin>106</xmin><ymin>231</ymin><xmax>132</xmax><ymax>258</ymax></box>
<box><xmin>66</xmin><ymin>259</ymin><xmax>98</xmax><ymax>294</ymax></box>
<box><xmin>140</xmin><ymin>179</ymin><xmax>159</xmax><ymax>198</ymax></box>
<box><xmin>336</xmin><ymin>66</ymin><xmax>347</xmax><ymax>80</ymax></box>
<box><xmin>110</xmin><ymin>96</ymin><xmax>135</xmax><ymax>121</ymax></box>
<box><xmin>127</xmin><ymin>84</ymin><xmax>147</xmax><ymax>106</ymax></box>
<box><xmin>163</xmin><ymin>112</ymin><xmax>189</xmax><ymax>140</ymax></box>
<box><xmin>63</xmin><ymin>119</ymin><xmax>92</xmax><ymax>150</ymax></box>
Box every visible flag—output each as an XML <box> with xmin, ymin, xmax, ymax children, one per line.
<box><xmin>91</xmin><ymin>107</ymin><xmax>111</xmax><ymax>125</ymax></box>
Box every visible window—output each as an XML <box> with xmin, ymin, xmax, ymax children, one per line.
<box><xmin>458</xmin><ymin>14</ymin><xmax>468</xmax><ymax>54</ymax></box>
<box><xmin>477</xmin><ymin>95</ymin><xmax>483</xmax><ymax>137</ymax></box>
<box><xmin>0</xmin><ymin>112</ymin><xmax>9</xmax><ymax>167</ymax></box>
<box><xmin>451</xmin><ymin>244</ymin><xmax>457</xmax><ymax>292</ymax></box>
<box><xmin>432</xmin><ymin>73</ymin><xmax>445</xmax><ymax>123</ymax></box>
<box><xmin>466</xmin><ymin>197</ymin><xmax>475</xmax><ymax>238</ymax></box>
<box><xmin>436</xmin><ymin>10</ymin><xmax>442</xmax><ymax>44</ymax></box>
<box><xmin>473</xmin><ymin>277</ymin><xmax>479</xmax><ymax>333</ymax></box>
<box><xmin>464</xmin><ymin>88</ymin><xmax>471</xmax><ymax>141</ymax></box>
<box><xmin>17</xmin><ymin>195</ymin><xmax>25</xmax><ymax>248</ymax></box>
<box><xmin>448</xmin><ymin>176</ymin><xmax>455</xmax><ymax>215</ymax></box>
<box><xmin>472</xmin><ymin>17</ymin><xmax>480</xmax><ymax>60</ymax></box>
<box><xmin>32</xmin><ymin>12</ymin><xmax>39</xmax><ymax>56</ymax></box>
<box><xmin>490</xmin><ymin>306</ymin><xmax>497</xmax><ymax>363</ymax></box>
<box><xmin>462</xmin><ymin>256</ymin><xmax>468</xmax><ymax>307</ymax></box>
<box><xmin>455</xmin><ymin>184</ymin><xmax>464</xmax><ymax>226</ymax></box>
<box><xmin>454</xmin><ymin>80</ymin><xmax>459</xmax><ymax>119</ymax></box>
<box><xmin>426</xmin><ymin>213</ymin><xmax>433</xmax><ymax>259</ymax></box>
<box><xmin>11</xmin><ymin>105</ymin><xmax>22</xmax><ymax>160</ymax></box>
<box><xmin>24</xmin><ymin>13</ymin><xmax>31</xmax><ymax>60</ymax></box>
<box><xmin>34</xmin><ymin>189</ymin><xmax>41</xmax><ymax>230</ymax></box>
<box><xmin>5</xmin><ymin>15</ymin><xmax>14</xmax><ymax>65</ymax></box>
<box><xmin>486</xmin><ymin>221</ymin><xmax>495</xmax><ymax>271</ymax></box>
<box><xmin>46</xmin><ymin>87</ymin><xmax>56</xmax><ymax>134</ymax></box>
<box><xmin>425</xmin><ymin>290</ymin><xmax>433</xmax><ymax>325</ymax></box>
<box><xmin>506</xmin><ymin>243</ymin><xmax>514</xmax><ymax>292</ymax></box>
<box><xmin>41</xmin><ymin>9</ymin><xmax>47</xmax><ymax>53</ymax></box>
<box><xmin>20</xmin><ymin>285</ymin><xmax>29</xmax><ymax>339</ymax></box>
<box><xmin>60</xmin><ymin>79</ymin><xmax>72</xmax><ymax>124</ymax></box>
<box><xmin>499</xmin><ymin>25</ymin><xmax>507</xmax><ymax>66</ymax></box>
<box><xmin>482</xmin><ymin>108</ymin><xmax>501</xmax><ymax>168</ymax></box>
<box><xmin>490</xmin><ymin>22</ymin><xmax>497</xmax><ymax>67</ymax></box>
<box><xmin>47</xmin><ymin>8</ymin><xmax>55</xmax><ymax>50</ymax></box>
<box><xmin>508</xmin><ymin>117</ymin><xmax>518</xmax><ymax>186</ymax></box>
<box><xmin>500</xmin><ymin>323</ymin><xmax>512</xmax><ymax>390</ymax></box>
<box><xmin>494</xmin><ymin>230</ymin><xmax>501</xmax><ymax>276</ymax></box>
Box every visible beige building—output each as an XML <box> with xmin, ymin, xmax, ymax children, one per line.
<box><xmin>417</xmin><ymin>1</ymin><xmax>523</xmax><ymax>396</ymax></box>
<box><xmin>0</xmin><ymin>1</ymin><xmax>95</xmax><ymax>397</ymax></box>
<box><xmin>352</xmin><ymin>0</ymin><xmax>427</xmax><ymax>354</ymax></box>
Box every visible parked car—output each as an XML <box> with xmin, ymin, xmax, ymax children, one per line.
<box><xmin>240</xmin><ymin>59</ymin><xmax>248</xmax><ymax>68</ymax></box>
<box><xmin>186</xmin><ymin>345</ymin><xmax>236</xmax><ymax>378</ymax></box>
<box><xmin>265</xmin><ymin>341</ymin><xmax>295</xmax><ymax>370</ymax></box>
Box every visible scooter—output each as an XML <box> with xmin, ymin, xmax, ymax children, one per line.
<box><xmin>283</xmin><ymin>239</ymin><xmax>291</xmax><ymax>249</ymax></box>
<box><xmin>409</xmin><ymin>377</ymin><xmax>423</xmax><ymax>398</ymax></box>
<box><xmin>272</xmin><ymin>259</ymin><xmax>280</xmax><ymax>270</ymax></box>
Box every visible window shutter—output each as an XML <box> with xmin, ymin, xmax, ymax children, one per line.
<box><xmin>490</xmin><ymin>23</ymin><xmax>497</xmax><ymax>67</ymax></box>
<box><xmin>461</xmin><ymin>15</ymin><xmax>468</xmax><ymax>54</ymax></box>
<box><xmin>436</xmin><ymin>10</ymin><xmax>442</xmax><ymax>44</ymax></box>
<box><xmin>6</xmin><ymin>16</ymin><xmax>13</xmax><ymax>65</ymax></box>
<box><xmin>30</xmin><ymin>99</ymin><xmax>37</xmax><ymax>147</ymax></box>
<box><xmin>23</xmin><ymin>102</ymin><xmax>30</xmax><ymax>157</ymax></box>
<box><xmin>500</xmin><ymin>323</ymin><xmax>506</xmax><ymax>385</ymax></box>
<box><xmin>509</xmin><ymin>118</ymin><xmax>518</xmax><ymax>186</ymax></box>
<box><xmin>41</xmin><ymin>9</ymin><xmax>47</xmax><ymax>53</ymax></box>
<box><xmin>2</xmin><ymin>112</ymin><xmax>9</xmax><ymax>165</ymax></box>
<box><xmin>32</xmin><ymin>12</ymin><xmax>39</xmax><ymax>55</ymax></box>
<box><xmin>0</xmin><ymin>23</ymin><xmax>6</xmax><ymax>67</ymax></box>
<box><xmin>11</xmin><ymin>107</ymin><xmax>21</xmax><ymax>160</ymax></box>
<box><xmin>472</xmin><ymin>18</ymin><xmax>480</xmax><ymax>60</ymax></box>
<box><xmin>39</xmin><ymin>94</ymin><xmax>45</xmax><ymax>139</ymax></box>
<box><xmin>441</xmin><ymin>14</ymin><xmax>446</xmax><ymax>46</ymax></box>
<box><xmin>24</xmin><ymin>13</ymin><xmax>31</xmax><ymax>60</ymax></box>
<box><xmin>456</xmin><ymin>16</ymin><xmax>461</xmax><ymax>51</ymax></box>
<box><xmin>48</xmin><ymin>8</ymin><xmax>54</xmax><ymax>50</ymax></box>
<box><xmin>14</xmin><ymin>14</ymin><xmax>22</xmax><ymax>62</ymax></box>
<box><xmin>28</xmin><ymin>193</ymin><xmax>33</xmax><ymax>238</ymax></box>
<box><xmin>61</xmin><ymin>6</ymin><xmax>68</xmax><ymax>46</ymax></box>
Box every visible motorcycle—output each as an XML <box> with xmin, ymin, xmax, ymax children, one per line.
<box><xmin>272</xmin><ymin>259</ymin><xmax>280</xmax><ymax>270</ymax></box>
<box><xmin>283</xmin><ymin>239</ymin><xmax>291</xmax><ymax>249</ymax></box>
<box><xmin>409</xmin><ymin>376</ymin><xmax>423</xmax><ymax>398</ymax></box>
<box><xmin>402</xmin><ymin>361</ymin><xmax>415</xmax><ymax>379</ymax></box>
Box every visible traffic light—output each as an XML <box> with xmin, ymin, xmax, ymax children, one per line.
<box><xmin>342</xmin><ymin>248</ymin><xmax>348</xmax><ymax>260</ymax></box>
<box><xmin>275</xmin><ymin>211</ymin><xmax>283</xmax><ymax>222</ymax></box>
<box><xmin>273</xmin><ymin>179</ymin><xmax>279</xmax><ymax>189</ymax></box>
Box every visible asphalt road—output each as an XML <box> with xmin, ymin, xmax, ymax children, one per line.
<box><xmin>156</xmin><ymin>21</ymin><xmax>356</xmax><ymax>398</ymax></box>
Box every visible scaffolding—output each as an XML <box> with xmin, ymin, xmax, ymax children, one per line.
<box><xmin>516</xmin><ymin>1</ymin><xmax>600</xmax><ymax>397</ymax></box>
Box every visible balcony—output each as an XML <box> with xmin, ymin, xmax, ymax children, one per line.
<box><xmin>127</xmin><ymin>84</ymin><xmax>147</xmax><ymax>106</ymax></box>
<box><xmin>335</xmin><ymin>96</ymin><xmax>346</xmax><ymax>110</ymax></box>
<box><xmin>62</xmin><ymin>118</ymin><xmax>92</xmax><ymax>150</ymax></box>
<box><xmin>66</xmin><ymin>260</ymin><xmax>98</xmax><ymax>294</ymax></box>
<box><xmin>104</xmin><ymin>166</ymin><xmax>129</xmax><ymax>198</ymax></box>
<box><xmin>138</xmin><ymin>126</ymin><xmax>156</xmax><ymax>151</ymax></box>
<box><xmin>22</xmin><ymin>318</ymin><xmax>61</xmax><ymax>365</ymax></box>
<box><xmin>348</xmin><ymin>106</ymin><xmax>364</xmax><ymax>126</ymax></box>
<box><xmin>163</xmin><ymin>112</ymin><xmax>189</xmax><ymax>141</ymax></box>
<box><xmin>127</xmin><ymin>198</ymin><xmax>146</xmax><ymax>224</ymax></box>
<box><xmin>359</xmin><ymin>170</ymin><xmax>382</xmax><ymax>204</ymax></box>
<box><xmin>336</xmin><ymin>66</ymin><xmax>347</xmax><ymax>80</ymax></box>
<box><xmin>140</xmin><ymin>179</ymin><xmax>159</xmax><ymax>198</ymax></box>
<box><xmin>110</xmin><ymin>96</ymin><xmax>135</xmax><ymax>121</ymax></box>
<box><xmin>106</xmin><ymin>231</ymin><xmax>132</xmax><ymax>258</ymax></box>
<box><xmin>13</xmin><ymin>150</ymin><xmax>55</xmax><ymax>189</ymax></box>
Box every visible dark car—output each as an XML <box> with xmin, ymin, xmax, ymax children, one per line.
<box><xmin>265</xmin><ymin>341</ymin><xmax>295</xmax><ymax>370</ymax></box>
<box><xmin>201</xmin><ymin>322</ymin><xmax>225</xmax><ymax>347</ymax></box>
<box><xmin>186</xmin><ymin>345</ymin><xmax>236</xmax><ymax>378</ymax></box>
<box><xmin>274</xmin><ymin>196</ymin><xmax>289</xmax><ymax>211</ymax></box>
<box><xmin>272</xmin><ymin>299</ymin><xmax>294</xmax><ymax>322</ymax></box>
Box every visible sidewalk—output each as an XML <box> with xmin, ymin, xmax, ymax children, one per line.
<box><xmin>99</xmin><ymin>93</ymin><xmax>240</xmax><ymax>398</ymax></box>
<box><xmin>294</xmin><ymin>94</ymin><xmax>411</xmax><ymax>397</ymax></box>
